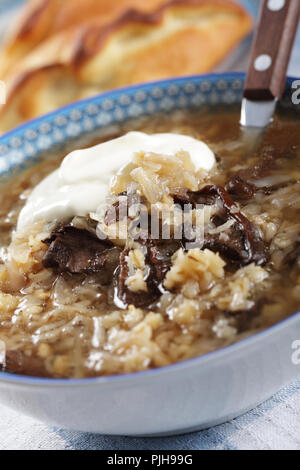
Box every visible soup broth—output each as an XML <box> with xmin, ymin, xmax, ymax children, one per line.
<box><xmin>0</xmin><ymin>106</ymin><xmax>300</xmax><ymax>378</ymax></box>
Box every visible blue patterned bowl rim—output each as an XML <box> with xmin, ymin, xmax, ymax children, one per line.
<box><xmin>0</xmin><ymin>72</ymin><xmax>299</xmax><ymax>385</ymax></box>
<box><xmin>0</xmin><ymin>73</ymin><xmax>298</xmax><ymax>177</ymax></box>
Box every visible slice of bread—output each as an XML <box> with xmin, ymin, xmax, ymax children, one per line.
<box><xmin>0</xmin><ymin>0</ymin><xmax>252</xmax><ymax>132</ymax></box>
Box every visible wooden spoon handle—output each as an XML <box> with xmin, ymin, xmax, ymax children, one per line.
<box><xmin>244</xmin><ymin>0</ymin><xmax>300</xmax><ymax>101</ymax></box>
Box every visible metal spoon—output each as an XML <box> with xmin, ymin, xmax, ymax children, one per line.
<box><xmin>240</xmin><ymin>0</ymin><xmax>300</xmax><ymax>151</ymax></box>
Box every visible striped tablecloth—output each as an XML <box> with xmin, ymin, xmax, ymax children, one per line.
<box><xmin>0</xmin><ymin>0</ymin><xmax>300</xmax><ymax>450</ymax></box>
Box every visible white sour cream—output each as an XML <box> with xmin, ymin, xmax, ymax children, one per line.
<box><xmin>17</xmin><ymin>132</ymin><xmax>215</xmax><ymax>230</ymax></box>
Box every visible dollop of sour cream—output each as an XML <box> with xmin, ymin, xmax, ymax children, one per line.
<box><xmin>17</xmin><ymin>132</ymin><xmax>215</xmax><ymax>230</ymax></box>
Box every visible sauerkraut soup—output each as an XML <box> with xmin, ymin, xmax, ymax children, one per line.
<box><xmin>0</xmin><ymin>107</ymin><xmax>300</xmax><ymax>378</ymax></box>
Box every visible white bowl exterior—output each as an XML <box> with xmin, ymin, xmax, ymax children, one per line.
<box><xmin>0</xmin><ymin>315</ymin><xmax>300</xmax><ymax>435</ymax></box>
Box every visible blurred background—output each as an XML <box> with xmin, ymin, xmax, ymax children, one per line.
<box><xmin>0</xmin><ymin>0</ymin><xmax>299</xmax><ymax>133</ymax></box>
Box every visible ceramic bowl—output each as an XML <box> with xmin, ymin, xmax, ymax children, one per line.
<box><xmin>0</xmin><ymin>73</ymin><xmax>300</xmax><ymax>436</ymax></box>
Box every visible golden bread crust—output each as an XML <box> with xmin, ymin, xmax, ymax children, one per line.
<box><xmin>0</xmin><ymin>0</ymin><xmax>164</xmax><ymax>77</ymax></box>
<box><xmin>0</xmin><ymin>0</ymin><xmax>252</xmax><ymax>132</ymax></box>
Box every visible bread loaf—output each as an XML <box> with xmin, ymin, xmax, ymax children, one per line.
<box><xmin>0</xmin><ymin>0</ymin><xmax>252</xmax><ymax>132</ymax></box>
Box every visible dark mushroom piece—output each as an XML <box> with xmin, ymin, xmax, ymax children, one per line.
<box><xmin>43</xmin><ymin>225</ymin><xmax>122</xmax><ymax>285</ymax></box>
<box><xmin>173</xmin><ymin>185</ymin><xmax>268</xmax><ymax>268</ymax></box>
<box><xmin>2</xmin><ymin>350</ymin><xmax>50</xmax><ymax>378</ymax></box>
<box><xmin>225</xmin><ymin>154</ymin><xmax>295</xmax><ymax>201</ymax></box>
<box><xmin>115</xmin><ymin>237</ymin><xmax>183</xmax><ymax>309</ymax></box>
